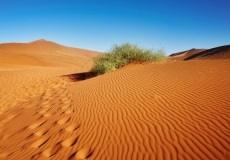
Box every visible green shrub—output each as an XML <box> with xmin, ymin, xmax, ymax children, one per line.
<box><xmin>90</xmin><ymin>43</ymin><xmax>166</xmax><ymax>76</ymax></box>
<box><xmin>151</xmin><ymin>49</ymin><xmax>166</xmax><ymax>62</ymax></box>
<box><xmin>91</xmin><ymin>56</ymin><xmax>116</xmax><ymax>76</ymax></box>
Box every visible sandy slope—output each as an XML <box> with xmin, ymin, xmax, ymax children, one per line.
<box><xmin>0</xmin><ymin>39</ymin><xmax>101</xmax><ymax>114</ymax></box>
<box><xmin>0</xmin><ymin>58</ymin><xmax>230</xmax><ymax>159</ymax></box>
<box><xmin>0</xmin><ymin>39</ymin><xmax>101</xmax><ymax>69</ymax></box>
<box><xmin>169</xmin><ymin>45</ymin><xmax>230</xmax><ymax>61</ymax></box>
<box><xmin>184</xmin><ymin>45</ymin><xmax>230</xmax><ymax>60</ymax></box>
<box><xmin>168</xmin><ymin>49</ymin><xmax>205</xmax><ymax>61</ymax></box>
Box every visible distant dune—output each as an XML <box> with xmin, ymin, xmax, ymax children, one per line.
<box><xmin>184</xmin><ymin>45</ymin><xmax>230</xmax><ymax>60</ymax></box>
<box><xmin>0</xmin><ymin>42</ymin><xmax>230</xmax><ymax>159</ymax></box>
<box><xmin>169</xmin><ymin>44</ymin><xmax>230</xmax><ymax>61</ymax></box>
<box><xmin>0</xmin><ymin>39</ymin><xmax>102</xmax><ymax>69</ymax></box>
<box><xmin>168</xmin><ymin>48</ymin><xmax>205</xmax><ymax>61</ymax></box>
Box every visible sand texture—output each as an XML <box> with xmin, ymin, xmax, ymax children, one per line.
<box><xmin>0</xmin><ymin>41</ymin><xmax>230</xmax><ymax>160</ymax></box>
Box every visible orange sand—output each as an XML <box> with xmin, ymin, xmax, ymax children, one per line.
<box><xmin>169</xmin><ymin>45</ymin><xmax>230</xmax><ymax>61</ymax></box>
<box><xmin>0</xmin><ymin>39</ymin><xmax>101</xmax><ymax>69</ymax></box>
<box><xmin>168</xmin><ymin>49</ymin><xmax>205</xmax><ymax>61</ymax></box>
<box><xmin>0</xmin><ymin>41</ymin><xmax>230</xmax><ymax>159</ymax></box>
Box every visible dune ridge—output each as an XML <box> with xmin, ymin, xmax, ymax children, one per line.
<box><xmin>169</xmin><ymin>44</ymin><xmax>230</xmax><ymax>61</ymax></box>
<box><xmin>0</xmin><ymin>39</ymin><xmax>102</xmax><ymax>68</ymax></box>
<box><xmin>0</xmin><ymin>59</ymin><xmax>230</xmax><ymax>159</ymax></box>
<box><xmin>169</xmin><ymin>49</ymin><xmax>205</xmax><ymax>61</ymax></box>
<box><xmin>184</xmin><ymin>45</ymin><xmax>230</xmax><ymax>60</ymax></box>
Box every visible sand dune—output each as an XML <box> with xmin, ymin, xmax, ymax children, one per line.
<box><xmin>0</xmin><ymin>39</ymin><xmax>101</xmax><ymax>69</ymax></box>
<box><xmin>0</xmin><ymin>48</ymin><xmax>230</xmax><ymax>160</ymax></box>
<box><xmin>169</xmin><ymin>45</ymin><xmax>230</xmax><ymax>61</ymax></box>
<box><xmin>169</xmin><ymin>49</ymin><xmax>205</xmax><ymax>61</ymax></box>
<box><xmin>184</xmin><ymin>45</ymin><xmax>230</xmax><ymax>60</ymax></box>
<box><xmin>0</xmin><ymin>42</ymin><xmax>230</xmax><ymax>159</ymax></box>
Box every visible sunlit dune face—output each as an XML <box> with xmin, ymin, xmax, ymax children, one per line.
<box><xmin>0</xmin><ymin>56</ymin><xmax>230</xmax><ymax>159</ymax></box>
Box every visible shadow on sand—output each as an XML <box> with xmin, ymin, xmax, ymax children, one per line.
<box><xmin>185</xmin><ymin>45</ymin><xmax>230</xmax><ymax>60</ymax></box>
<box><xmin>62</xmin><ymin>72</ymin><xmax>95</xmax><ymax>82</ymax></box>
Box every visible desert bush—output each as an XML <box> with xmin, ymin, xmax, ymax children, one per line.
<box><xmin>90</xmin><ymin>56</ymin><xmax>116</xmax><ymax>76</ymax></box>
<box><xmin>91</xmin><ymin>43</ymin><xmax>166</xmax><ymax>76</ymax></box>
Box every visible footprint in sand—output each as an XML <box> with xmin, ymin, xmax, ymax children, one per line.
<box><xmin>42</xmin><ymin>142</ymin><xmax>62</xmax><ymax>158</ymax></box>
<box><xmin>30</xmin><ymin>136</ymin><xmax>50</xmax><ymax>148</ymax></box>
<box><xmin>61</xmin><ymin>134</ymin><xmax>79</xmax><ymax>147</ymax></box>
<box><xmin>57</xmin><ymin>117</ymin><xmax>70</xmax><ymax>125</ymax></box>
<box><xmin>38</xmin><ymin>108</ymin><xmax>50</xmax><ymax>114</ymax></box>
<box><xmin>0</xmin><ymin>152</ymin><xmax>12</xmax><ymax>159</ymax></box>
<box><xmin>28</xmin><ymin>120</ymin><xmax>46</xmax><ymax>129</ymax></box>
<box><xmin>61</xmin><ymin>104</ymin><xmax>71</xmax><ymax>110</ymax></box>
<box><xmin>34</xmin><ymin>128</ymin><xmax>49</xmax><ymax>136</ymax></box>
<box><xmin>65</xmin><ymin>124</ymin><xmax>80</xmax><ymax>132</ymax></box>
<box><xmin>71</xmin><ymin>147</ymin><xmax>93</xmax><ymax>160</ymax></box>
<box><xmin>63</xmin><ymin>109</ymin><xmax>74</xmax><ymax>115</ymax></box>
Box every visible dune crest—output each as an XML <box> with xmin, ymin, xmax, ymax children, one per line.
<box><xmin>169</xmin><ymin>48</ymin><xmax>205</xmax><ymax>60</ymax></box>
<box><xmin>0</xmin><ymin>39</ymin><xmax>102</xmax><ymax>68</ymax></box>
<box><xmin>169</xmin><ymin>44</ymin><xmax>230</xmax><ymax>61</ymax></box>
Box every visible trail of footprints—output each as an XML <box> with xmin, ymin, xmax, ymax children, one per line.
<box><xmin>30</xmin><ymin>87</ymin><xmax>92</xmax><ymax>159</ymax></box>
<box><xmin>0</xmin><ymin>78</ymin><xmax>93</xmax><ymax>160</ymax></box>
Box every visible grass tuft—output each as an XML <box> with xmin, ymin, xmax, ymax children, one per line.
<box><xmin>91</xmin><ymin>43</ymin><xmax>166</xmax><ymax>76</ymax></box>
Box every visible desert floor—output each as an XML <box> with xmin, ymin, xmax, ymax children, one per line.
<box><xmin>0</xmin><ymin>42</ymin><xmax>230</xmax><ymax>159</ymax></box>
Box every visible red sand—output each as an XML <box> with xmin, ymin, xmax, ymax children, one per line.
<box><xmin>0</xmin><ymin>41</ymin><xmax>230</xmax><ymax>159</ymax></box>
<box><xmin>169</xmin><ymin>45</ymin><xmax>230</xmax><ymax>61</ymax></box>
<box><xmin>0</xmin><ymin>39</ymin><xmax>101</xmax><ymax>69</ymax></box>
<box><xmin>168</xmin><ymin>49</ymin><xmax>205</xmax><ymax>61</ymax></box>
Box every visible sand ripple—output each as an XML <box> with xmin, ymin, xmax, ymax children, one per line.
<box><xmin>0</xmin><ymin>60</ymin><xmax>230</xmax><ymax>159</ymax></box>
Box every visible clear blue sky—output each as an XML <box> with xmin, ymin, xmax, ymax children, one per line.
<box><xmin>0</xmin><ymin>0</ymin><xmax>230</xmax><ymax>54</ymax></box>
